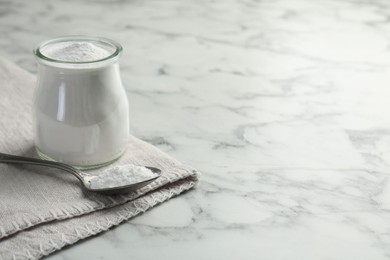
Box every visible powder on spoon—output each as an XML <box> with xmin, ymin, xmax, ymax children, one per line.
<box><xmin>88</xmin><ymin>164</ymin><xmax>158</xmax><ymax>189</ymax></box>
<box><xmin>40</xmin><ymin>41</ymin><xmax>112</xmax><ymax>62</ymax></box>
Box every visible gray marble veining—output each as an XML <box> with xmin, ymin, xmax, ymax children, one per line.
<box><xmin>2</xmin><ymin>0</ymin><xmax>390</xmax><ymax>259</ymax></box>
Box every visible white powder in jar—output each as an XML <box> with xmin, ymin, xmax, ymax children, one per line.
<box><xmin>34</xmin><ymin>37</ymin><xmax>129</xmax><ymax>167</ymax></box>
<box><xmin>88</xmin><ymin>164</ymin><xmax>158</xmax><ymax>189</ymax></box>
<box><xmin>41</xmin><ymin>41</ymin><xmax>112</xmax><ymax>62</ymax></box>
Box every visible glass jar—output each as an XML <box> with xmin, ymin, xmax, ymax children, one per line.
<box><xmin>33</xmin><ymin>36</ymin><xmax>129</xmax><ymax>169</ymax></box>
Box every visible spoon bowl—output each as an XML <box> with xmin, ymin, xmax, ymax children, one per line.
<box><xmin>0</xmin><ymin>152</ymin><xmax>161</xmax><ymax>195</ymax></box>
<box><xmin>83</xmin><ymin>166</ymin><xmax>161</xmax><ymax>194</ymax></box>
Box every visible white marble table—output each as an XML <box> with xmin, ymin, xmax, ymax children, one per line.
<box><xmin>2</xmin><ymin>0</ymin><xmax>390</xmax><ymax>259</ymax></box>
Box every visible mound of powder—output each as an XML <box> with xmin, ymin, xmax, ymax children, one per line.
<box><xmin>41</xmin><ymin>41</ymin><xmax>112</xmax><ymax>62</ymax></box>
<box><xmin>88</xmin><ymin>164</ymin><xmax>158</xmax><ymax>189</ymax></box>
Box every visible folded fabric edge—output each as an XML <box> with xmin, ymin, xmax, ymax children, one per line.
<box><xmin>0</xmin><ymin>167</ymin><xmax>198</xmax><ymax>240</ymax></box>
<box><xmin>11</xmin><ymin>175</ymin><xmax>199</xmax><ymax>260</ymax></box>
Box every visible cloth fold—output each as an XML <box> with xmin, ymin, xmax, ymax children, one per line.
<box><xmin>0</xmin><ymin>57</ymin><xmax>199</xmax><ymax>259</ymax></box>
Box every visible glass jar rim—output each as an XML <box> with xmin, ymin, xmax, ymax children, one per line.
<box><xmin>33</xmin><ymin>36</ymin><xmax>123</xmax><ymax>67</ymax></box>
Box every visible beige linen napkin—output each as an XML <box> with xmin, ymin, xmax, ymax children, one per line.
<box><xmin>0</xmin><ymin>57</ymin><xmax>199</xmax><ymax>260</ymax></box>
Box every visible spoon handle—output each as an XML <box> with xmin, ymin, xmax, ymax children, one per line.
<box><xmin>0</xmin><ymin>152</ymin><xmax>84</xmax><ymax>181</ymax></box>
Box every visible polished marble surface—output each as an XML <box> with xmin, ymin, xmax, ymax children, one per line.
<box><xmin>2</xmin><ymin>0</ymin><xmax>390</xmax><ymax>259</ymax></box>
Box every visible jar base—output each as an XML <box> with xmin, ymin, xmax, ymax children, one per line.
<box><xmin>35</xmin><ymin>148</ymin><xmax>125</xmax><ymax>170</ymax></box>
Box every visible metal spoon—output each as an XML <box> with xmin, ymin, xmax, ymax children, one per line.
<box><xmin>0</xmin><ymin>152</ymin><xmax>161</xmax><ymax>195</ymax></box>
